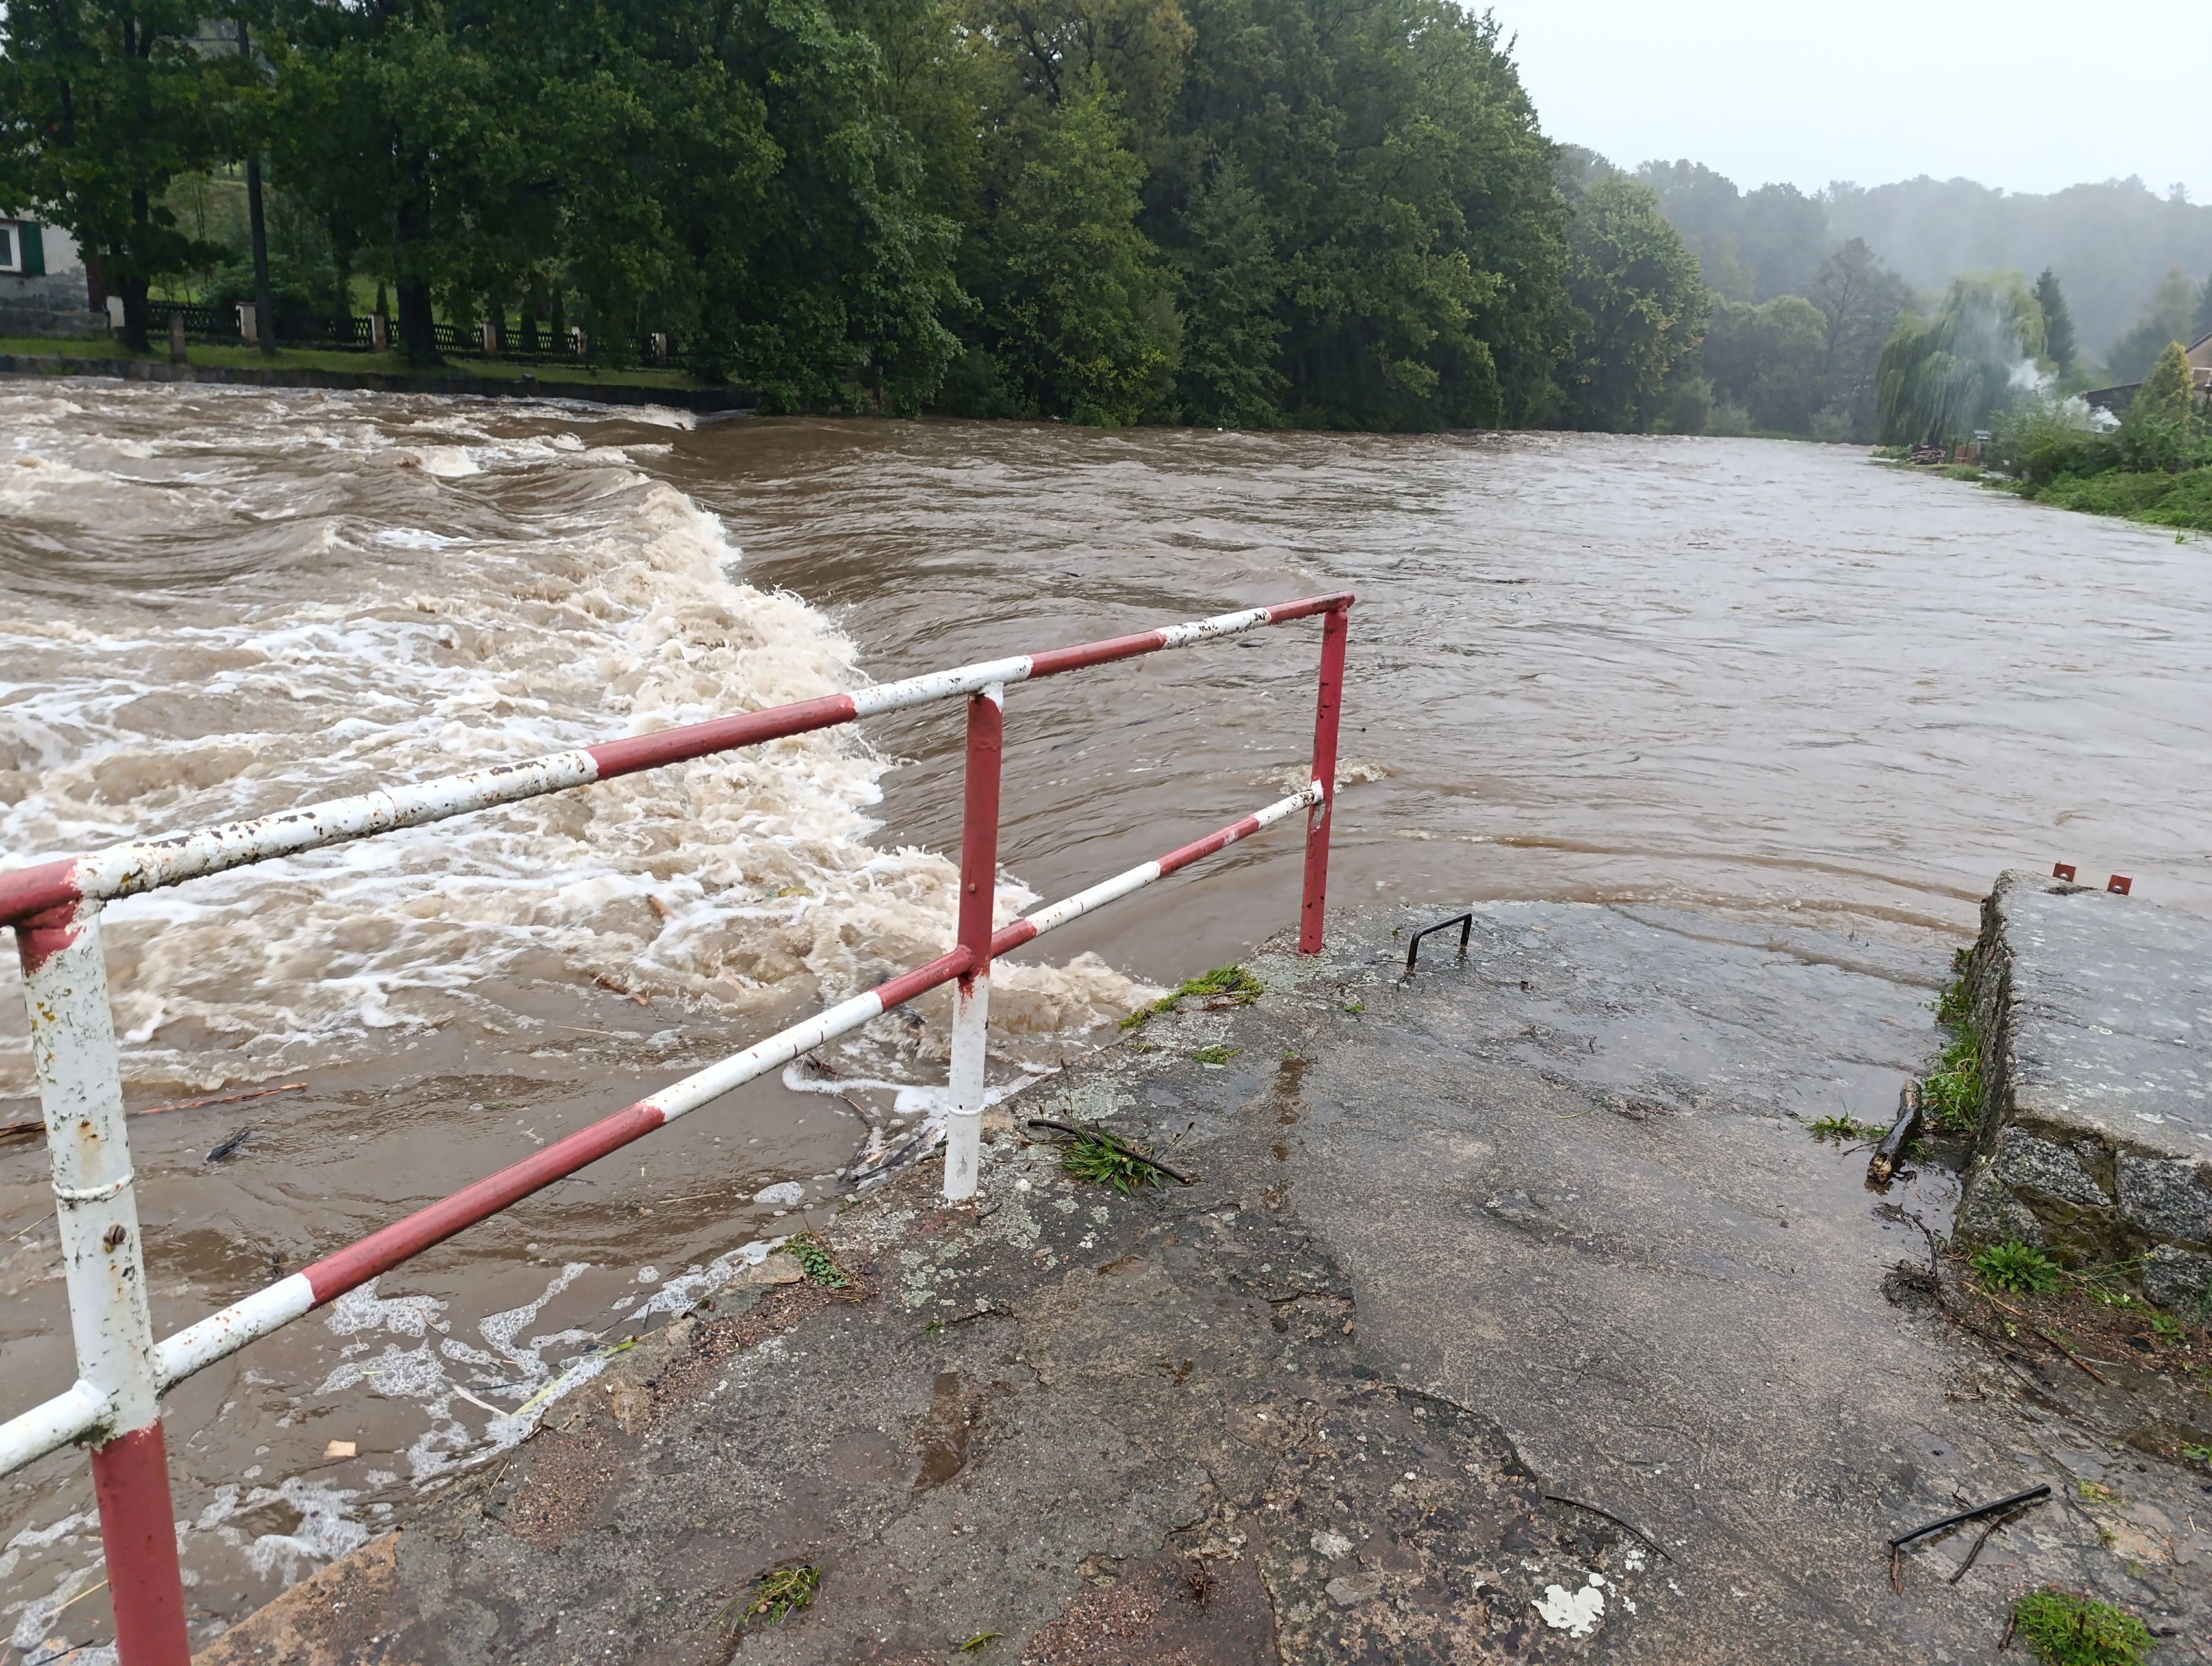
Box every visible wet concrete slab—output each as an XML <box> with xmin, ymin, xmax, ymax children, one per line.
<box><xmin>196</xmin><ymin>905</ymin><xmax>2211</xmax><ymax>1664</ymax></box>
<box><xmin>1956</xmin><ymin>869</ymin><xmax>2212</xmax><ymax>1310</ymax></box>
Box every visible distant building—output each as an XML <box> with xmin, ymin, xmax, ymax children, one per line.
<box><xmin>0</xmin><ymin>213</ymin><xmax>106</xmax><ymax>337</ymax></box>
<box><xmin>2082</xmin><ymin>331</ymin><xmax>2212</xmax><ymax>414</ymax></box>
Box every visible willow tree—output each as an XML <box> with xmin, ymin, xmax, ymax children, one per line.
<box><xmin>1876</xmin><ymin>272</ymin><xmax>2046</xmax><ymax>447</ymax></box>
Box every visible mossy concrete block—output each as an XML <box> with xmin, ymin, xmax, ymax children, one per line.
<box><xmin>1953</xmin><ymin>870</ymin><xmax>2212</xmax><ymax>1302</ymax></box>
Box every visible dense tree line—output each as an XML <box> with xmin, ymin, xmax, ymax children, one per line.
<box><xmin>2</xmin><ymin>0</ymin><xmax>1723</xmax><ymax>431</ymax></box>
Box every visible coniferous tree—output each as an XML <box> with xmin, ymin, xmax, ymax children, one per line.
<box><xmin>2034</xmin><ymin>267</ymin><xmax>2076</xmax><ymax>375</ymax></box>
<box><xmin>1172</xmin><ymin>157</ymin><xmax>1286</xmax><ymax>427</ymax></box>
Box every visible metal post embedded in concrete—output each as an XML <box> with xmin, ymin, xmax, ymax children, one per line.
<box><xmin>944</xmin><ymin>683</ymin><xmax>1005</xmax><ymax>1200</ymax></box>
<box><xmin>1300</xmin><ymin>602</ymin><xmax>1350</xmax><ymax>954</ymax></box>
<box><xmin>16</xmin><ymin>905</ymin><xmax>190</xmax><ymax>1666</ymax></box>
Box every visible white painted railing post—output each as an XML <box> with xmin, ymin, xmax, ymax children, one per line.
<box><xmin>943</xmin><ymin>682</ymin><xmax>1004</xmax><ymax>1201</ymax></box>
<box><xmin>16</xmin><ymin>904</ymin><xmax>190</xmax><ymax>1664</ymax></box>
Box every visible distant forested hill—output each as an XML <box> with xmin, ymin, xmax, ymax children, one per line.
<box><xmin>1629</xmin><ymin>161</ymin><xmax>2212</xmax><ymax>373</ymax></box>
<box><xmin>1826</xmin><ymin>177</ymin><xmax>2212</xmax><ymax>360</ymax></box>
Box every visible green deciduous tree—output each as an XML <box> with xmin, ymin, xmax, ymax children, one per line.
<box><xmin>2106</xmin><ymin>265</ymin><xmax>2198</xmax><ymax>383</ymax></box>
<box><xmin>1703</xmin><ymin>293</ymin><xmax>1823</xmax><ymax>433</ymax></box>
<box><xmin>972</xmin><ymin>73</ymin><xmax>1177</xmax><ymax>423</ymax></box>
<box><xmin>1560</xmin><ymin>175</ymin><xmax>1706</xmax><ymax>432</ymax></box>
<box><xmin>1165</xmin><ymin>0</ymin><xmax>1566</xmax><ymax>430</ymax></box>
<box><xmin>1875</xmin><ymin>271</ymin><xmax>2046</xmax><ymax>447</ymax></box>
<box><xmin>0</xmin><ymin>1</ymin><xmax>240</xmax><ymax>348</ymax></box>
<box><xmin>1172</xmin><ymin>156</ymin><xmax>1285</xmax><ymax>426</ymax></box>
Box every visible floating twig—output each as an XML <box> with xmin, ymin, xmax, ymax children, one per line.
<box><xmin>1025</xmin><ymin>1119</ymin><xmax>1195</xmax><ymax>1185</ymax></box>
<box><xmin>1544</xmin><ymin>1493</ymin><xmax>1672</xmax><ymax>1562</ymax></box>
<box><xmin>137</xmin><ymin>1082</ymin><xmax>307</xmax><ymax>1118</ymax></box>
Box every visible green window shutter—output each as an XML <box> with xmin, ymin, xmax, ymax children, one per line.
<box><xmin>23</xmin><ymin>222</ymin><xmax>45</xmax><ymax>277</ymax></box>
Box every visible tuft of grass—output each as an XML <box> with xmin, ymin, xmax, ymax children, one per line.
<box><xmin>785</xmin><ymin>1232</ymin><xmax>850</xmax><ymax>1289</ymax></box>
<box><xmin>1192</xmin><ymin>1045</ymin><xmax>1243</xmax><ymax>1065</ymax></box>
<box><xmin>2151</xmin><ymin>1312</ymin><xmax>2187</xmax><ymax>1344</ymax></box>
<box><xmin>2011</xmin><ymin>1588</ymin><xmax>2152</xmax><ymax>1666</ymax></box>
<box><xmin>1971</xmin><ymin>1239</ymin><xmax>2062</xmax><ymax>1296</ymax></box>
<box><xmin>1057</xmin><ymin>1127</ymin><xmax>1168</xmax><ymax>1195</ymax></box>
<box><xmin>734</xmin><ymin>1565</ymin><xmax>820</xmax><ymax>1629</ymax></box>
<box><xmin>1922</xmin><ymin>1024</ymin><xmax>1983</xmax><ymax>1135</ymax></box>
<box><xmin>1936</xmin><ymin>946</ymin><xmax>1972</xmax><ymax>1026</ymax></box>
<box><xmin>1809</xmin><ymin>1113</ymin><xmax>1887</xmax><ymax>1144</ymax></box>
<box><xmin>1121</xmin><ymin>965</ymin><xmax>1263</xmax><ymax>1029</ymax></box>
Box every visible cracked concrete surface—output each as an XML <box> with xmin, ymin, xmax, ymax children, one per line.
<box><xmin>196</xmin><ymin>905</ymin><xmax>2211</xmax><ymax>1663</ymax></box>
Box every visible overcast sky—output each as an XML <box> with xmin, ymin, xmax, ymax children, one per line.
<box><xmin>1504</xmin><ymin>1</ymin><xmax>2208</xmax><ymax>202</ymax></box>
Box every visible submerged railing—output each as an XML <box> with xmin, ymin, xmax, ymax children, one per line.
<box><xmin>0</xmin><ymin>592</ymin><xmax>1352</xmax><ymax>1665</ymax></box>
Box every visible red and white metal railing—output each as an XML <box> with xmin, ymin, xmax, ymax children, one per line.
<box><xmin>0</xmin><ymin>592</ymin><xmax>1351</xmax><ymax>1665</ymax></box>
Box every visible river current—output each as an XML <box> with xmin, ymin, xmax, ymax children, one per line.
<box><xmin>3</xmin><ymin>384</ymin><xmax>2208</xmax><ymax>1648</ymax></box>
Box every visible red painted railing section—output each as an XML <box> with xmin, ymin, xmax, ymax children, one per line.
<box><xmin>0</xmin><ymin>594</ymin><xmax>1352</xmax><ymax>1664</ymax></box>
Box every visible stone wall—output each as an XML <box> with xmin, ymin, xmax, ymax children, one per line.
<box><xmin>1952</xmin><ymin>870</ymin><xmax>2212</xmax><ymax>1315</ymax></box>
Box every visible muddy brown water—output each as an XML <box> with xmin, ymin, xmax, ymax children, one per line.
<box><xmin>2</xmin><ymin>385</ymin><xmax>2208</xmax><ymax>1651</ymax></box>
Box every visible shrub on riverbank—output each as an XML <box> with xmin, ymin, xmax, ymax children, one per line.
<box><xmin>1988</xmin><ymin>352</ymin><xmax>2212</xmax><ymax>531</ymax></box>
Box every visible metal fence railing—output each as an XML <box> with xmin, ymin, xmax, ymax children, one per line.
<box><xmin>0</xmin><ymin>593</ymin><xmax>1353</xmax><ymax>1666</ymax></box>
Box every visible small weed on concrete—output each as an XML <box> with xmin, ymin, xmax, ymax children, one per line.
<box><xmin>1057</xmin><ymin>1127</ymin><xmax>1168</xmax><ymax>1195</ymax></box>
<box><xmin>785</xmin><ymin>1232</ymin><xmax>850</xmax><ymax>1289</ymax></box>
<box><xmin>1922</xmin><ymin>1025</ymin><xmax>1983</xmax><ymax>1135</ymax></box>
<box><xmin>1121</xmin><ymin>964</ymin><xmax>1263</xmax><ymax>1029</ymax></box>
<box><xmin>1192</xmin><ymin>1045</ymin><xmax>1243</xmax><ymax>1065</ymax></box>
<box><xmin>730</xmin><ymin>1565</ymin><xmax>820</xmax><ymax>1630</ymax></box>
<box><xmin>2011</xmin><ymin>1587</ymin><xmax>2152</xmax><ymax>1666</ymax></box>
<box><xmin>1972</xmin><ymin>1240</ymin><xmax>2063</xmax><ymax>1296</ymax></box>
<box><xmin>1809</xmin><ymin>1113</ymin><xmax>1886</xmax><ymax>1143</ymax></box>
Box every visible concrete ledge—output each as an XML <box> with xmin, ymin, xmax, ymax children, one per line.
<box><xmin>1954</xmin><ymin>870</ymin><xmax>2212</xmax><ymax>1310</ymax></box>
<box><xmin>0</xmin><ymin>353</ymin><xmax>756</xmax><ymax>412</ymax></box>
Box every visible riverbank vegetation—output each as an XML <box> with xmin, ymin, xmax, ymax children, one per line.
<box><xmin>3</xmin><ymin>0</ymin><xmax>1639</xmax><ymax>427</ymax></box>
<box><xmin>1988</xmin><ymin>343</ymin><xmax>2212</xmax><ymax>531</ymax></box>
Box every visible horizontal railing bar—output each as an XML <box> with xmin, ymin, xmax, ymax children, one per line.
<box><xmin>0</xmin><ymin>594</ymin><xmax>1351</xmax><ymax>929</ymax></box>
<box><xmin>0</xmin><ymin>783</ymin><xmax>1321</xmax><ymax>1476</ymax></box>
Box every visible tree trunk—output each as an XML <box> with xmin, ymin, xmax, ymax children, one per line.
<box><xmin>237</xmin><ymin>20</ymin><xmax>278</xmax><ymax>356</ymax></box>
<box><xmin>246</xmin><ymin>155</ymin><xmax>277</xmax><ymax>354</ymax></box>
<box><xmin>396</xmin><ymin>279</ymin><xmax>440</xmax><ymax>364</ymax></box>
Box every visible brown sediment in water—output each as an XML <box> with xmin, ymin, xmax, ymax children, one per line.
<box><xmin>4</xmin><ymin>388</ymin><xmax>2210</xmax><ymax>1638</ymax></box>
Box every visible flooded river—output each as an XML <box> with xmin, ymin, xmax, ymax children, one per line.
<box><xmin>3</xmin><ymin>385</ymin><xmax>2209</xmax><ymax>1649</ymax></box>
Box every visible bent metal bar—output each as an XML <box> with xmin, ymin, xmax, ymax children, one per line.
<box><xmin>1</xmin><ymin>593</ymin><xmax>1352</xmax><ymax>1665</ymax></box>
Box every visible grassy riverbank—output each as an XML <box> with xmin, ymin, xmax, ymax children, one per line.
<box><xmin>0</xmin><ymin>336</ymin><xmax>711</xmax><ymax>392</ymax></box>
<box><xmin>1997</xmin><ymin>465</ymin><xmax>2212</xmax><ymax>531</ymax></box>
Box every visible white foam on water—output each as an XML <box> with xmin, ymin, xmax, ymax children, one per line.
<box><xmin>0</xmin><ymin>384</ymin><xmax>1151</xmax><ymax>1095</ymax></box>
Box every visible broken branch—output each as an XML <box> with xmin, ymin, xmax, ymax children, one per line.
<box><xmin>1867</xmin><ymin>1081</ymin><xmax>1921</xmax><ymax>1187</ymax></box>
<box><xmin>1888</xmin><ymin>1484</ymin><xmax>2052</xmax><ymax>1552</ymax></box>
<box><xmin>1542</xmin><ymin>1492</ymin><xmax>1672</xmax><ymax>1562</ymax></box>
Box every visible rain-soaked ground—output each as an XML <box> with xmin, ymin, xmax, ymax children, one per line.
<box><xmin>197</xmin><ymin>907</ymin><xmax>2212</xmax><ymax>1664</ymax></box>
<box><xmin>5</xmin><ymin>385</ymin><xmax>2211</xmax><ymax>1650</ymax></box>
